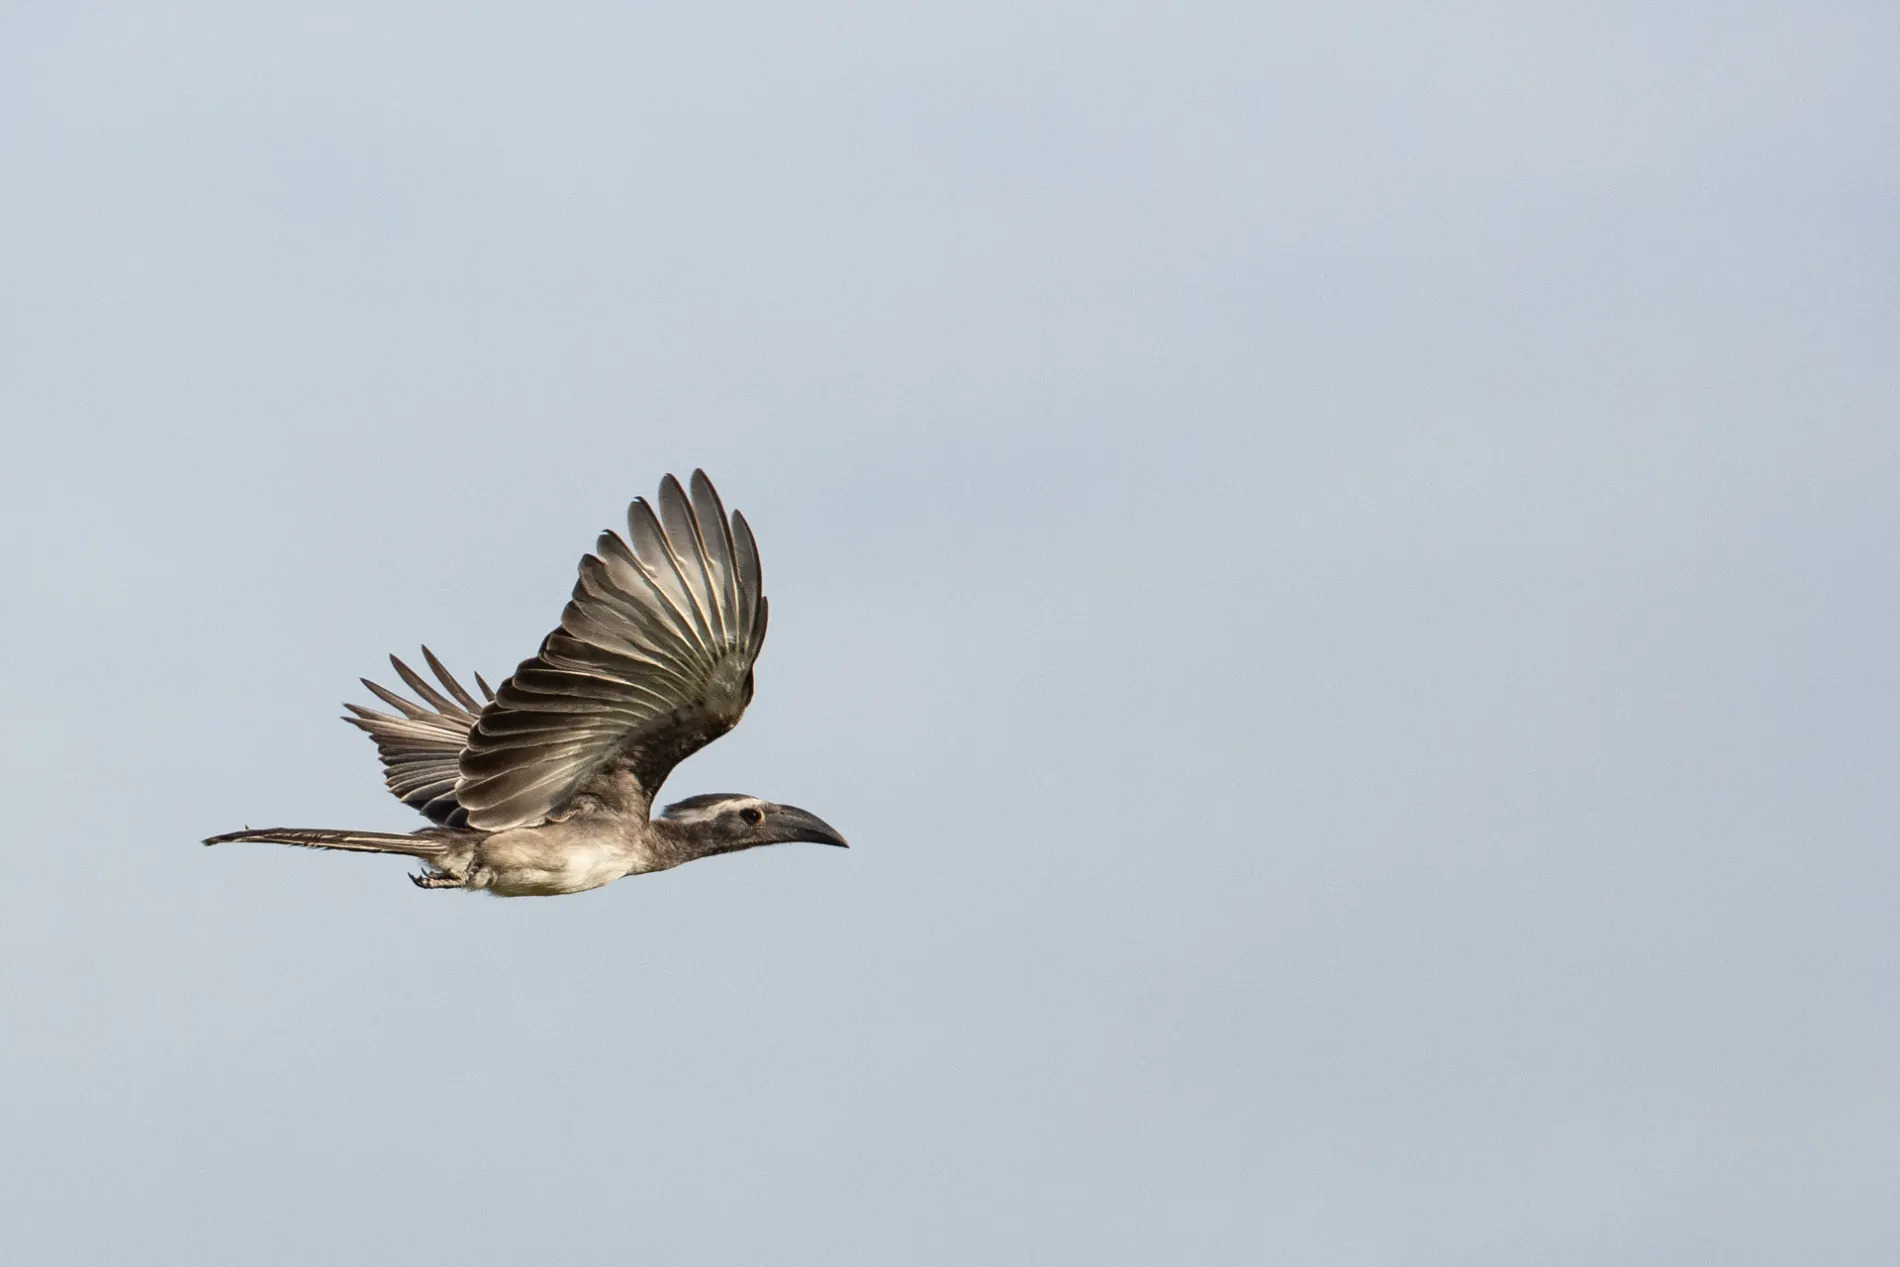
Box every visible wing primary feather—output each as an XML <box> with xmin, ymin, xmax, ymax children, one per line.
<box><xmin>474</xmin><ymin>671</ymin><xmax>497</xmax><ymax>702</ymax></box>
<box><xmin>689</xmin><ymin>469</ymin><xmax>738</xmax><ymax>647</ymax></box>
<box><xmin>593</xmin><ymin>533</ymin><xmax>694</xmax><ymax>645</ymax></box>
<box><xmin>422</xmin><ymin>646</ymin><xmax>485</xmax><ymax>712</ymax></box>
<box><xmin>657</xmin><ymin>474</ymin><xmax>721</xmax><ymax>646</ymax></box>
<box><xmin>748</xmin><ymin>593</ymin><xmax>770</xmax><ymax>661</ymax></box>
<box><xmin>625</xmin><ymin>498</ymin><xmax>713</xmax><ymax>646</ymax></box>
<box><xmin>731</xmin><ymin>508</ymin><xmax>761</xmax><ymax>635</ymax></box>
<box><xmin>390</xmin><ymin>655</ymin><xmax>472</xmax><ymax>721</ymax></box>
<box><xmin>361</xmin><ymin>676</ymin><xmax>439</xmax><ymax>721</ymax></box>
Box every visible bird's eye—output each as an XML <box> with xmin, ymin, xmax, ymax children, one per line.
<box><xmin>740</xmin><ymin>807</ymin><xmax>765</xmax><ymax>826</ymax></box>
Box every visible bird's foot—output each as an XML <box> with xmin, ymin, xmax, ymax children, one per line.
<box><xmin>409</xmin><ymin>870</ymin><xmax>461</xmax><ymax>890</ymax></box>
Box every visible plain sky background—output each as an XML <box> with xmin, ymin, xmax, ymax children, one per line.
<box><xmin>3</xmin><ymin>2</ymin><xmax>1897</xmax><ymax>1263</ymax></box>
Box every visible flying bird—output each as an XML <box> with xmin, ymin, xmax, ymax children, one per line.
<box><xmin>205</xmin><ymin>470</ymin><xmax>847</xmax><ymax>896</ymax></box>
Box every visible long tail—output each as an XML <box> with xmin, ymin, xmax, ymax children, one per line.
<box><xmin>202</xmin><ymin>827</ymin><xmax>449</xmax><ymax>858</ymax></box>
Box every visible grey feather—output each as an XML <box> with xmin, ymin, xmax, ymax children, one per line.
<box><xmin>455</xmin><ymin>471</ymin><xmax>769</xmax><ymax>831</ymax></box>
<box><xmin>423</xmin><ymin>646</ymin><xmax>484</xmax><ymax>712</ymax></box>
<box><xmin>203</xmin><ymin>827</ymin><xmax>452</xmax><ymax>857</ymax></box>
<box><xmin>342</xmin><ymin>647</ymin><xmax>491</xmax><ymax>826</ymax></box>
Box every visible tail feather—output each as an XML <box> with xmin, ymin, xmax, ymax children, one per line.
<box><xmin>202</xmin><ymin>828</ymin><xmax>449</xmax><ymax>858</ymax></box>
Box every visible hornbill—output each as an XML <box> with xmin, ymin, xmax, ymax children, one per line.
<box><xmin>205</xmin><ymin>471</ymin><xmax>847</xmax><ymax>896</ymax></box>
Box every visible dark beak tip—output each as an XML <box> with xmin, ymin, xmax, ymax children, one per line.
<box><xmin>780</xmin><ymin>805</ymin><xmax>846</xmax><ymax>849</ymax></box>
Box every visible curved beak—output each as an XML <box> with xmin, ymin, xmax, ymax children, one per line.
<box><xmin>773</xmin><ymin>804</ymin><xmax>849</xmax><ymax>848</ymax></box>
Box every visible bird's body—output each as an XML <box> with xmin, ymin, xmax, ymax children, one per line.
<box><xmin>205</xmin><ymin>471</ymin><xmax>846</xmax><ymax>895</ymax></box>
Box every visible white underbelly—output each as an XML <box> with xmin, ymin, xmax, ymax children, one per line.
<box><xmin>475</xmin><ymin>831</ymin><xmax>637</xmax><ymax>897</ymax></box>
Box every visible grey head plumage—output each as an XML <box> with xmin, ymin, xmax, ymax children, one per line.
<box><xmin>654</xmin><ymin>794</ymin><xmax>849</xmax><ymax>864</ymax></box>
<box><xmin>204</xmin><ymin>470</ymin><xmax>847</xmax><ymax>897</ymax></box>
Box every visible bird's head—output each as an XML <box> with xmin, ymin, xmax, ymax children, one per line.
<box><xmin>657</xmin><ymin>793</ymin><xmax>849</xmax><ymax>861</ymax></box>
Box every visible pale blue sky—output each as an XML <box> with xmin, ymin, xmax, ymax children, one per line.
<box><xmin>3</xmin><ymin>3</ymin><xmax>1897</xmax><ymax>1263</ymax></box>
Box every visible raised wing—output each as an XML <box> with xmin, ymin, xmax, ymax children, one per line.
<box><xmin>343</xmin><ymin>648</ymin><xmax>495</xmax><ymax>826</ymax></box>
<box><xmin>454</xmin><ymin>470</ymin><xmax>768</xmax><ymax>832</ymax></box>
